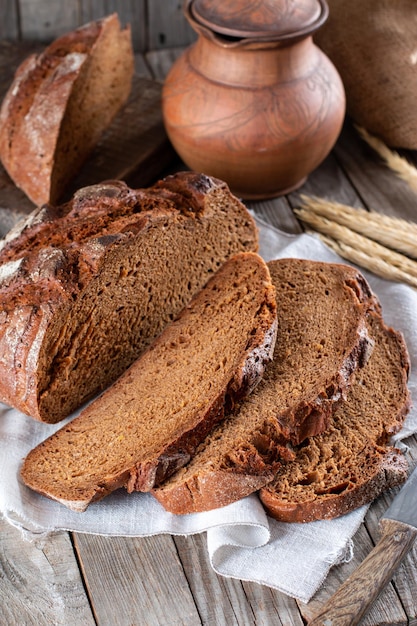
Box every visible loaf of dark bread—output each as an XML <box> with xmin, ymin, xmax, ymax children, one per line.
<box><xmin>153</xmin><ymin>259</ymin><xmax>377</xmax><ymax>514</ymax></box>
<box><xmin>20</xmin><ymin>252</ymin><xmax>277</xmax><ymax>511</ymax></box>
<box><xmin>0</xmin><ymin>14</ymin><xmax>134</xmax><ymax>206</ymax></box>
<box><xmin>260</xmin><ymin>311</ymin><xmax>410</xmax><ymax>522</ymax></box>
<box><xmin>0</xmin><ymin>172</ymin><xmax>258</xmax><ymax>423</ymax></box>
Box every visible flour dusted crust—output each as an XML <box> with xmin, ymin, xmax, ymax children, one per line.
<box><xmin>259</xmin><ymin>312</ymin><xmax>411</xmax><ymax>522</ymax></box>
<box><xmin>20</xmin><ymin>252</ymin><xmax>277</xmax><ymax>510</ymax></box>
<box><xmin>0</xmin><ymin>172</ymin><xmax>258</xmax><ymax>423</ymax></box>
<box><xmin>153</xmin><ymin>259</ymin><xmax>379</xmax><ymax>514</ymax></box>
<box><xmin>0</xmin><ymin>14</ymin><xmax>134</xmax><ymax>206</ymax></box>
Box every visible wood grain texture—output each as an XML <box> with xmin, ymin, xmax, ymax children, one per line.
<box><xmin>3</xmin><ymin>1</ymin><xmax>194</xmax><ymax>52</ymax></box>
<box><xmin>73</xmin><ymin>532</ymin><xmax>202</xmax><ymax>626</ymax></box>
<box><xmin>0</xmin><ymin>0</ymin><xmax>19</xmax><ymax>40</ymax></box>
<box><xmin>146</xmin><ymin>46</ymin><xmax>188</xmax><ymax>82</ymax></box>
<box><xmin>173</xmin><ymin>532</ymin><xmax>304</xmax><ymax>626</ymax></box>
<box><xmin>308</xmin><ymin>519</ymin><xmax>417</xmax><ymax>626</ymax></box>
<box><xmin>18</xmin><ymin>0</ymin><xmax>78</xmax><ymax>41</ymax></box>
<box><xmin>147</xmin><ymin>1</ymin><xmax>196</xmax><ymax>50</ymax></box>
<box><xmin>246</xmin><ymin>196</ymin><xmax>302</xmax><ymax>235</ymax></box>
<box><xmin>0</xmin><ymin>516</ymin><xmax>95</xmax><ymax>625</ymax></box>
<box><xmin>78</xmin><ymin>0</ymin><xmax>146</xmax><ymax>51</ymax></box>
<box><xmin>333</xmin><ymin>120</ymin><xmax>417</xmax><ymax>221</ymax></box>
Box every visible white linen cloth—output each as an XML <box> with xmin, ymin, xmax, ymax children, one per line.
<box><xmin>1</xmin><ymin>215</ymin><xmax>416</xmax><ymax>603</ymax></box>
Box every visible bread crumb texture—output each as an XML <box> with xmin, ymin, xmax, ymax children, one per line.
<box><xmin>20</xmin><ymin>250</ymin><xmax>277</xmax><ymax>510</ymax></box>
<box><xmin>153</xmin><ymin>258</ymin><xmax>392</xmax><ymax>515</ymax></box>
<box><xmin>0</xmin><ymin>172</ymin><xmax>258</xmax><ymax>423</ymax></box>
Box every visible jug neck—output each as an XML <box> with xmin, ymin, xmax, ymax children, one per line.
<box><xmin>188</xmin><ymin>35</ymin><xmax>316</xmax><ymax>88</ymax></box>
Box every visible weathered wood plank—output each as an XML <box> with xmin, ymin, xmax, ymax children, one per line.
<box><xmin>78</xmin><ymin>0</ymin><xmax>147</xmax><ymax>52</ymax></box>
<box><xmin>0</xmin><ymin>516</ymin><xmax>95</xmax><ymax>625</ymax></box>
<box><xmin>246</xmin><ymin>196</ymin><xmax>302</xmax><ymax>235</ymax></box>
<box><xmin>241</xmin><ymin>579</ymin><xmax>305</xmax><ymax>626</ymax></box>
<box><xmin>293</xmin><ymin>151</ymin><xmax>364</xmax><ymax>209</ymax></box>
<box><xmin>174</xmin><ymin>533</ymin><xmax>305</xmax><ymax>625</ymax></box>
<box><xmin>18</xmin><ymin>0</ymin><xmax>78</xmax><ymax>42</ymax></box>
<box><xmin>73</xmin><ymin>532</ymin><xmax>201</xmax><ymax>626</ymax></box>
<box><xmin>147</xmin><ymin>1</ymin><xmax>196</xmax><ymax>50</ymax></box>
<box><xmin>146</xmin><ymin>46</ymin><xmax>187</xmax><ymax>82</ymax></box>
<box><xmin>174</xmin><ymin>533</ymin><xmax>246</xmax><ymax>625</ymax></box>
<box><xmin>0</xmin><ymin>0</ymin><xmax>19</xmax><ymax>40</ymax></box>
<box><xmin>333</xmin><ymin>119</ymin><xmax>417</xmax><ymax>222</ymax></box>
<box><xmin>134</xmin><ymin>52</ymin><xmax>153</xmax><ymax>79</ymax></box>
<box><xmin>174</xmin><ymin>535</ymin><xmax>303</xmax><ymax>626</ymax></box>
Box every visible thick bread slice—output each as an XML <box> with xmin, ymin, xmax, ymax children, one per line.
<box><xmin>152</xmin><ymin>259</ymin><xmax>377</xmax><ymax>514</ymax></box>
<box><xmin>20</xmin><ymin>252</ymin><xmax>277</xmax><ymax>511</ymax></box>
<box><xmin>0</xmin><ymin>172</ymin><xmax>258</xmax><ymax>423</ymax></box>
<box><xmin>0</xmin><ymin>14</ymin><xmax>134</xmax><ymax>206</ymax></box>
<box><xmin>259</xmin><ymin>312</ymin><xmax>411</xmax><ymax>522</ymax></box>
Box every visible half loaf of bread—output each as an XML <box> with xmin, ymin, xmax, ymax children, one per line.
<box><xmin>0</xmin><ymin>172</ymin><xmax>258</xmax><ymax>423</ymax></box>
<box><xmin>20</xmin><ymin>251</ymin><xmax>277</xmax><ymax>511</ymax></box>
<box><xmin>260</xmin><ymin>311</ymin><xmax>411</xmax><ymax>522</ymax></box>
<box><xmin>0</xmin><ymin>14</ymin><xmax>134</xmax><ymax>206</ymax></box>
<box><xmin>153</xmin><ymin>258</ymin><xmax>377</xmax><ymax>514</ymax></box>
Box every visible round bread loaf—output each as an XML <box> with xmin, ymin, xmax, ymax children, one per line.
<box><xmin>0</xmin><ymin>171</ymin><xmax>258</xmax><ymax>423</ymax></box>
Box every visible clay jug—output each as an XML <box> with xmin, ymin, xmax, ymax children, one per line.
<box><xmin>162</xmin><ymin>0</ymin><xmax>346</xmax><ymax>199</ymax></box>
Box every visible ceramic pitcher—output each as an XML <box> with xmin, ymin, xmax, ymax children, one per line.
<box><xmin>162</xmin><ymin>0</ymin><xmax>346</xmax><ymax>199</ymax></box>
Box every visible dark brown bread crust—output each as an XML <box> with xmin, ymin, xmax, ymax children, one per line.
<box><xmin>0</xmin><ymin>172</ymin><xmax>258</xmax><ymax>422</ymax></box>
<box><xmin>20</xmin><ymin>252</ymin><xmax>277</xmax><ymax>511</ymax></box>
<box><xmin>260</xmin><ymin>312</ymin><xmax>411</xmax><ymax>522</ymax></box>
<box><xmin>153</xmin><ymin>259</ymin><xmax>378</xmax><ymax>514</ymax></box>
<box><xmin>0</xmin><ymin>14</ymin><xmax>134</xmax><ymax>206</ymax></box>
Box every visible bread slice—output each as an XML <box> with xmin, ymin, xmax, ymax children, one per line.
<box><xmin>259</xmin><ymin>311</ymin><xmax>410</xmax><ymax>522</ymax></box>
<box><xmin>152</xmin><ymin>259</ymin><xmax>377</xmax><ymax>514</ymax></box>
<box><xmin>20</xmin><ymin>252</ymin><xmax>277</xmax><ymax>511</ymax></box>
<box><xmin>0</xmin><ymin>172</ymin><xmax>258</xmax><ymax>423</ymax></box>
<box><xmin>0</xmin><ymin>14</ymin><xmax>134</xmax><ymax>206</ymax></box>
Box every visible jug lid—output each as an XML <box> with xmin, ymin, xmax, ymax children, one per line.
<box><xmin>189</xmin><ymin>0</ymin><xmax>327</xmax><ymax>40</ymax></box>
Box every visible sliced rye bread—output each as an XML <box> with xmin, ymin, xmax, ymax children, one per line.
<box><xmin>0</xmin><ymin>172</ymin><xmax>258</xmax><ymax>423</ymax></box>
<box><xmin>20</xmin><ymin>252</ymin><xmax>278</xmax><ymax>511</ymax></box>
<box><xmin>0</xmin><ymin>14</ymin><xmax>134</xmax><ymax>207</ymax></box>
<box><xmin>259</xmin><ymin>311</ymin><xmax>411</xmax><ymax>522</ymax></box>
<box><xmin>152</xmin><ymin>258</ymin><xmax>377</xmax><ymax>514</ymax></box>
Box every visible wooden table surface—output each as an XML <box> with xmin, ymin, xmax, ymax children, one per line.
<box><xmin>1</xmin><ymin>45</ymin><xmax>417</xmax><ymax>626</ymax></box>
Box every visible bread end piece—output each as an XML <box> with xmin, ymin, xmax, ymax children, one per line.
<box><xmin>0</xmin><ymin>14</ymin><xmax>134</xmax><ymax>206</ymax></box>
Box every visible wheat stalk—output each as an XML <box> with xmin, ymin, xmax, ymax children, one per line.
<box><xmin>299</xmin><ymin>195</ymin><xmax>417</xmax><ymax>259</ymax></box>
<box><xmin>356</xmin><ymin>126</ymin><xmax>417</xmax><ymax>194</ymax></box>
<box><xmin>315</xmin><ymin>233</ymin><xmax>417</xmax><ymax>289</ymax></box>
<box><xmin>295</xmin><ymin>208</ymin><xmax>417</xmax><ymax>288</ymax></box>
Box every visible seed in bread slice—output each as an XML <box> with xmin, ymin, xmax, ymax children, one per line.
<box><xmin>152</xmin><ymin>258</ymin><xmax>377</xmax><ymax>514</ymax></box>
<box><xmin>259</xmin><ymin>311</ymin><xmax>410</xmax><ymax>522</ymax></box>
<box><xmin>20</xmin><ymin>251</ymin><xmax>277</xmax><ymax>511</ymax></box>
<box><xmin>0</xmin><ymin>14</ymin><xmax>134</xmax><ymax>206</ymax></box>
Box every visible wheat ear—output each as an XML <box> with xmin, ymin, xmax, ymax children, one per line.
<box><xmin>299</xmin><ymin>195</ymin><xmax>417</xmax><ymax>259</ymax></box>
<box><xmin>295</xmin><ymin>208</ymin><xmax>417</xmax><ymax>288</ymax></box>
<box><xmin>315</xmin><ymin>233</ymin><xmax>417</xmax><ymax>289</ymax></box>
<box><xmin>356</xmin><ymin>126</ymin><xmax>417</xmax><ymax>194</ymax></box>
